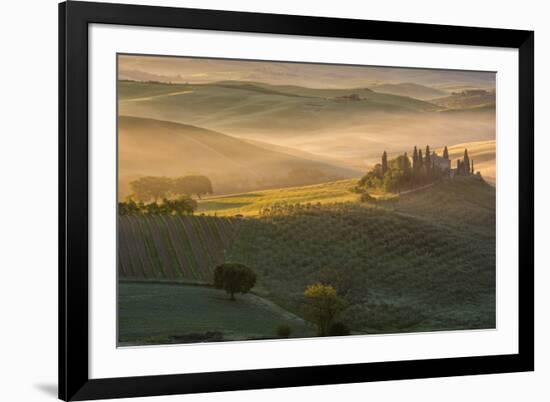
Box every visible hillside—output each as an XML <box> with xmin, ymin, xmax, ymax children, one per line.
<box><xmin>118</xmin><ymin>176</ymin><xmax>495</xmax><ymax>335</ymax></box>
<box><xmin>227</xmin><ymin>176</ymin><xmax>495</xmax><ymax>333</ymax></box>
<box><xmin>370</xmin><ymin>82</ymin><xmax>447</xmax><ymax>100</ymax></box>
<box><xmin>118</xmin><ymin>116</ymin><xmax>360</xmax><ymax>196</ymax></box>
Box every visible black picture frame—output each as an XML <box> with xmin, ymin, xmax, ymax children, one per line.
<box><xmin>59</xmin><ymin>1</ymin><xmax>534</xmax><ymax>400</ymax></box>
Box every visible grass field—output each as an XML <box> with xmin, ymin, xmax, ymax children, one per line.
<box><xmin>118</xmin><ymin>282</ymin><xmax>314</xmax><ymax>345</ymax></box>
<box><xmin>197</xmin><ymin>179</ymin><xmax>360</xmax><ymax>216</ymax></box>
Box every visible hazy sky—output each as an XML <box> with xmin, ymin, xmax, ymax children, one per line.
<box><xmin>118</xmin><ymin>54</ymin><xmax>495</xmax><ymax>90</ymax></box>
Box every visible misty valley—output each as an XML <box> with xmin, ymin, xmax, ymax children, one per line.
<box><xmin>116</xmin><ymin>57</ymin><xmax>496</xmax><ymax>345</ymax></box>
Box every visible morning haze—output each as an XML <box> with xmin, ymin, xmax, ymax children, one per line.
<box><xmin>118</xmin><ymin>55</ymin><xmax>496</xmax><ymax>198</ymax></box>
<box><xmin>117</xmin><ymin>54</ymin><xmax>496</xmax><ymax>345</ymax></box>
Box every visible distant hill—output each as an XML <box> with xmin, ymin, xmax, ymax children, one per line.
<box><xmin>370</xmin><ymin>82</ymin><xmax>447</xmax><ymax>100</ymax></box>
<box><xmin>431</xmin><ymin>89</ymin><xmax>496</xmax><ymax>110</ymax></box>
<box><xmin>118</xmin><ymin>80</ymin><xmax>439</xmax><ymax>137</ymax></box>
<box><xmin>118</xmin><ymin>80</ymin><xmax>495</xmax><ymax>177</ymax></box>
<box><xmin>118</xmin><ymin>116</ymin><xmax>361</xmax><ymax>197</ymax></box>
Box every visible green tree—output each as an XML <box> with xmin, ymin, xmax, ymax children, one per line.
<box><xmin>130</xmin><ymin>176</ymin><xmax>173</xmax><ymax>202</ymax></box>
<box><xmin>213</xmin><ymin>263</ymin><xmax>256</xmax><ymax>301</ymax></box>
<box><xmin>162</xmin><ymin>195</ymin><xmax>197</xmax><ymax>215</ymax></box>
<box><xmin>303</xmin><ymin>283</ymin><xmax>345</xmax><ymax>336</ymax></box>
<box><xmin>172</xmin><ymin>175</ymin><xmax>213</xmax><ymax>199</ymax></box>
<box><xmin>412</xmin><ymin>146</ymin><xmax>419</xmax><ymax>171</ymax></box>
<box><xmin>118</xmin><ymin>197</ymin><xmax>141</xmax><ymax>215</ymax></box>
<box><xmin>381</xmin><ymin>151</ymin><xmax>388</xmax><ymax>175</ymax></box>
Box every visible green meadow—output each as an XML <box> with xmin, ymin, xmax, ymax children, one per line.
<box><xmin>119</xmin><ymin>282</ymin><xmax>314</xmax><ymax>345</ymax></box>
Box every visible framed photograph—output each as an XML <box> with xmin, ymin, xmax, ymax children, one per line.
<box><xmin>59</xmin><ymin>1</ymin><xmax>534</xmax><ymax>400</ymax></box>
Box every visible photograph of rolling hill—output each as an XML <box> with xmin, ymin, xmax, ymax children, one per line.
<box><xmin>117</xmin><ymin>54</ymin><xmax>496</xmax><ymax>346</ymax></box>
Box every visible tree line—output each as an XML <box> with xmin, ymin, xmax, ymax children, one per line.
<box><xmin>118</xmin><ymin>196</ymin><xmax>198</xmax><ymax>216</ymax></box>
<box><xmin>128</xmin><ymin>175</ymin><xmax>213</xmax><ymax>203</ymax></box>
<box><xmin>356</xmin><ymin>145</ymin><xmax>475</xmax><ymax>194</ymax></box>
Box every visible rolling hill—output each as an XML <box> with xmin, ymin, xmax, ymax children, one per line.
<box><xmin>370</xmin><ymin>82</ymin><xmax>447</xmax><ymax>100</ymax></box>
<box><xmin>118</xmin><ymin>80</ymin><xmax>496</xmax><ymax>172</ymax></box>
<box><xmin>118</xmin><ymin>80</ymin><xmax>439</xmax><ymax>136</ymax></box>
<box><xmin>118</xmin><ymin>116</ymin><xmax>361</xmax><ymax>197</ymax></box>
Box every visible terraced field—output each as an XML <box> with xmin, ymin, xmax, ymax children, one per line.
<box><xmin>118</xmin><ymin>215</ymin><xmax>240</xmax><ymax>283</ymax></box>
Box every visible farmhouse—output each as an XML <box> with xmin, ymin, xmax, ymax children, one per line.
<box><xmin>431</xmin><ymin>151</ymin><xmax>451</xmax><ymax>171</ymax></box>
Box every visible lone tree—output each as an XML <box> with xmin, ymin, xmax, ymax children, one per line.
<box><xmin>443</xmin><ymin>145</ymin><xmax>449</xmax><ymax>160</ymax></box>
<box><xmin>213</xmin><ymin>263</ymin><xmax>256</xmax><ymax>301</ymax></box>
<box><xmin>303</xmin><ymin>283</ymin><xmax>345</xmax><ymax>336</ymax></box>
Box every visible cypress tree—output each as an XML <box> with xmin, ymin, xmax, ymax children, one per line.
<box><xmin>403</xmin><ymin>152</ymin><xmax>411</xmax><ymax>177</ymax></box>
<box><xmin>381</xmin><ymin>151</ymin><xmax>388</xmax><ymax>175</ymax></box>
<box><xmin>418</xmin><ymin>149</ymin><xmax>424</xmax><ymax>171</ymax></box>
<box><xmin>443</xmin><ymin>145</ymin><xmax>449</xmax><ymax>160</ymax></box>
<box><xmin>425</xmin><ymin>145</ymin><xmax>431</xmax><ymax>175</ymax></box>
<box><xmin>412</xmin><ymin>146</ymin><xmax>418</xmax><ymax>171</ymax></box>
<box><xmin>471</xmin><ymin>159</ymin><xmax>475</xmax><ymax>174</ymax></box>
<box><xmin>463</xmin><ymin>149</ymin><xmax>470</xmax><ymax>175</ymax></box>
